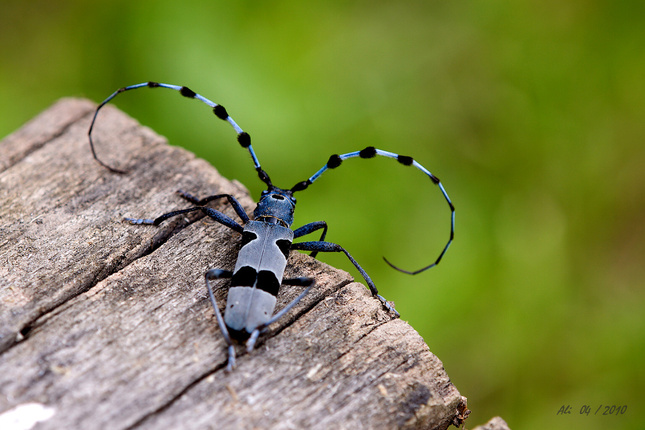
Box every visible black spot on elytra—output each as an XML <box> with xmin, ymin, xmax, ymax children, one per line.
<box><xmin>231</xmin><ymin>266</ymin><xmax>257</xmax><ymax>287</ymax></box>
<box><xmin>257</xmin><ymin>271</ymin><xmax>280</xmax><ymax>296</ymax></box>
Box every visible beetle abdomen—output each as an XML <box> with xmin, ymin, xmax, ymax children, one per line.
<box><xmin>224</xmin><ymin>221</ymin><xmax>294</xmax><ymax>337</ymax></box>
<box><xmin>225</xmin><ymin>286</ymin><xmax>277</xmax><ymax>338</ymax></box>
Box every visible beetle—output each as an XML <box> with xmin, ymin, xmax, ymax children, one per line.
<box><xmin>89</xmin><ymin>82</ymin><xmax>455</xmax><ymax>370</ymax></box>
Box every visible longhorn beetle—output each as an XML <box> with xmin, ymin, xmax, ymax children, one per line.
<box><xmin>88</xmin><ymin>82</ymin><xmax>455</xmax><ymax>371</ymax></box>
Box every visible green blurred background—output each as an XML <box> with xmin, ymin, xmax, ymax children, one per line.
<box><xmin>1</xmin><ymin>1</ymin><xmax>643</xmax><ymax>428</ymax></box>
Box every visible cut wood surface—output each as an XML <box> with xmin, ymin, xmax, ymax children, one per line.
<box><xmin>0</xmin><ymin>98</ymin><xmax>486</xmax><ymax>429</ymax></box>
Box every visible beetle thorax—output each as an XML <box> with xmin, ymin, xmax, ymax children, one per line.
<box><xmin>252</xmin><ymin>187</ymin><xmax>296</xmax><ymax>227</ymax></box>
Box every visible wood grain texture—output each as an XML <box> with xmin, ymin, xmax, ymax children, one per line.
<box><xmin>0</xmin><ymin>99</ymin><xmax>473</xmax><ymax>430</ymax></box>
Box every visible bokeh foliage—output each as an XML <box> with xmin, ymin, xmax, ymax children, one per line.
<box><xmin>1</xmin><ymin>1</ymin><xmax>643</xmax><ymax>428</ymax></box>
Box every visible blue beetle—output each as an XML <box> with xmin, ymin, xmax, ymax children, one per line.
<box><xmin>89</xmin><ymin>82</ymin><xmax>455</xmax><ymax>371</ymax></box>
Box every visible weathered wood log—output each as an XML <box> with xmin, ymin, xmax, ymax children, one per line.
<box><xmin>0</xmin><ymin>98</ymin><xmax>473</xmax><ymax>429</ymax></box>
<box><xmin>472</xmin><ymin>417</ymin><xmax>511</xmax><ymax>430</ymax></box>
